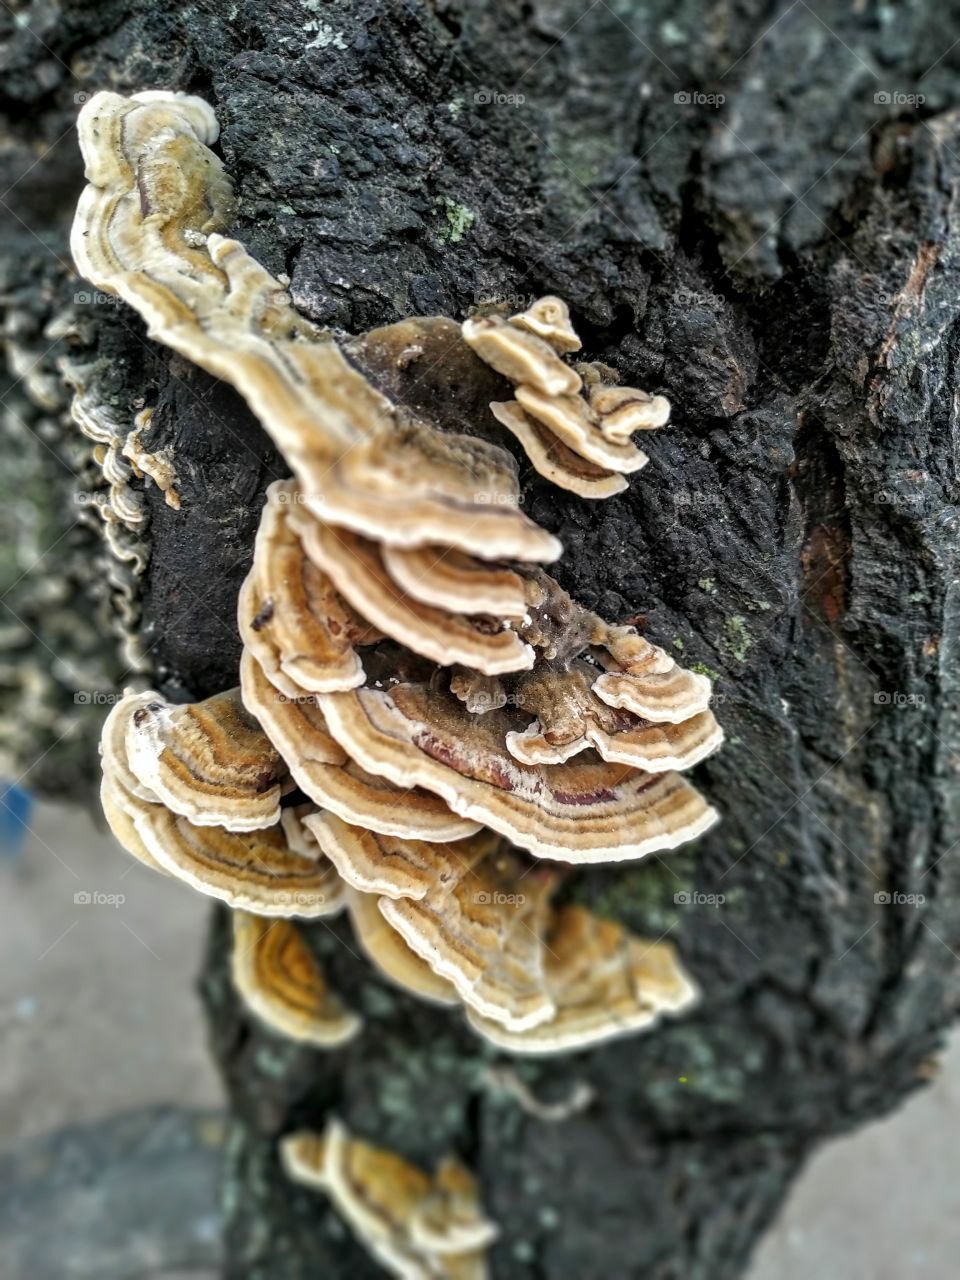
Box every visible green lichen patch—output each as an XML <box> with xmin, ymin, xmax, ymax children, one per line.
<box><xmin>436</xmin><ymin>196</ymin><xmax>476</xmax><ymax>243</ymax></box>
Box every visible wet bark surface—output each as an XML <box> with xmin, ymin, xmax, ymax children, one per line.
<box><xmin>3</xmin><ymin>1</ymin><xmax>960</xmax><ymax>1276</ymax></box>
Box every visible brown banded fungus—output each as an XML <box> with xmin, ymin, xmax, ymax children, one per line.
<box><xmin>78</xmin><ymin>90</ymin><xmax>721</xmax><ymax>1069</ymax></box>
<box><xmin>291</xmin><ymin>513</ymin><xmax>535</xmax><ymax>676</ymax></box>
<box><xmin>317</xmin><ymin>682</ymin><xmax>718</xmax><ymax>863</ymax></box>
<box><xmin>280</xmin><ymin>1120</ymin><xmax>498</xmax><ymax>1280</ymax></box>
<box><xmin>238</xmin><ymin>479</ymin><xmax>381</xmax><ymax>698</ymax></box>
<box><xmin>231</xmin><ymin>911</ymin><xmax>360</xmax><ymax>1047</ymax></box>
<box><xmin>466</xmin><ymin>905</ymin><xmax>698</xmax><ymax>1055</ymax></box>
<box><xmin>347</xmin><ymin>890</ymin><xmax>458</xmax><ymax>1006</ymax></box>
<box><xmin>463</xmin><ymin>298</ymin><xmax>671</xmax><ymax>497</ymax></box>
<box><xmin>240</xmin><ymin>649</ymin><xmax>481</xmax><ymax>842</ymax></box>
<box><xmin>122</xmin><ymin>686</ymin><xmax>285</xmax><ymax>831</ymax></box>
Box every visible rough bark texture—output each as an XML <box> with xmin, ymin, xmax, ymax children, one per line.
<box><xmin>3</xmin><ymin>1</ymin><xmax>960</xmax><ymax>1277</ymax></box>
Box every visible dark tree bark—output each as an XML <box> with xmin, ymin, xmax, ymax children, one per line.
<box><xmin>3</xmin><ymin>2</ymin><xmax>960</xmax><ymax>1277</ymax></box>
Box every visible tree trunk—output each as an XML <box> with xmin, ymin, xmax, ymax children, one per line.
<box><xmin>4</xmin><ymin>2</ymin><xmax>959</xmax><ymax>1277</ymax></box>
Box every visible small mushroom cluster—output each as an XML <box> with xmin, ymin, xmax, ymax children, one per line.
<box><xmin>463</xmin><ymin>300</ymin><xmax>670</xmax><ymax>498</ymax></box>
<box><xmin>75</xmin><ymin>89</ymin><xmax>722</xmax><ymax>1279</ymax></box>
<box><xmin>282</xmin><ymin>1120</ymin><xmax>498</xmax><ymax>1279</ymax></box>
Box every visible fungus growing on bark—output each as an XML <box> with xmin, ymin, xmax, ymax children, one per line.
<box><xmin>463</xmin><ymin>298</ymin><xmax>670</xmax><ymax>497</ymax></box>
<box><xmin>347</xmin><ymin>890</ymin><xmax>458</xmax><ymax>1006</ymax></box>
<box><xmin>78</xmin><ymin>89</ymin><xmax>721</xmax><ymax>1072</ymax></box>
<box><xmin>240</xmin><ymin>649</ymin><xmax>481</xmax><ymax>842</ymax></box>
<box><xmin>466</xmin><ymin>905</ymin><xmax>697</xmax><ymax>1055</ymax></box>
<box><xmin>306</xmin><ymin>813</ymin><xmax>502</xmax><ymax>902</ymax></box>
<box><xmin>461</xmin><ymin>314</ymin><xmax>582</xmax><ymax>397</ymax></box>
<box><xmin>379</xmin><ymin>848</ymin><xmax>560</xmax><ymax>1032</ymax></box>
<box><xmin>238</xmin><ymin>479</ymin><xmax>380</xmax><ymax>698</ymax></box>
<box><xmin>379</xmin><ymin>545</ymin><xmax>528</xmax><ymax>621</ymax></box>
<box><xmin>280</xmin><ymin>1120</ymin><xmax>497</xmax><ymax>1280</ymax></box>
<box><xmin>232</xmin><ymin>911</ymin><xmax>360</xmax><ymax>1046</ymax></box>
<box><xmin>509</xmin><ymin>296</ymin><xmax>582</xmax><ymax>353</ymax></box>
<box><xmin>132</xmin><ymin>806</ymin><xmax>342</xmax><ymax>916</ymax></box>
<box><xmin>317</xmin><ymin>681</ymin><xmax>718</xmax><ymax>863</ymax></box>
<box><xmin>71</xmin><ymin>91</ymin><xmax>562</xmax><ymax>568</ymax></box>
<box><xmin>122</xmin><ymin>686</ymin><xmax>285</xmax><ymax>831</ymax></box>
<box><xmin>99</xmin><ymin>691</ymin><xmax>169</xmax><ymax>874</ymax></box>
<box><xmin>292</xmin><ymin>515</ymin><xmax>535</xmax><ymax>675</ymax></box>
<box><xmin>505</xmin><ymin>664</ymin><xmax>722</xmax><ymax>770</ymax></box>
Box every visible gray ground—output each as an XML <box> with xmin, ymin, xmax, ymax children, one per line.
<box><xmin>1</xmin><ymin>799</ymin><xmax>957</xmax><ymax>1279</ymax></box>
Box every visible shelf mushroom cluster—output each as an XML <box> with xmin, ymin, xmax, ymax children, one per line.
<box><xmin>463</xmin><ymin>300</ymin><xmax>670</xmax><ymax>498</ymax></box>
<box><xmin>75</xmin><ymin>88</ymin><xmax>723</xmax><ymax>1279</ymax></box>
<box><xmin>282</xmin><ymin>1120</ymin><xmax>498</xmax><ymax>1279</ymax></box>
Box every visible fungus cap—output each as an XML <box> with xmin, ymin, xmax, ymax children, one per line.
<box><xmin>237</xmin><ymin>479</ymin><xmax>379</xmax><ymax>697</ymax></box>
<box><xmin>513</xmin><ymin>385</ymin><xmax>650</xmax><ymax>473</ymax></box>
<box><xmin>489</xmin><ymin>400</ymin><xmax>627</xmax><ymax>499</ymax></box>
<box><xmin>124</xmin><ymin>687</ymin><xmax>284</xmax><ymax>831</ymax></box>
<box><xmin>378</xmin><ymin>849</ymin><xmax>560</xmax><ymax>1031</ymax></box>
<box><xmin>306</xmin><ymin>813</ymin><xmax>502</xmax><ymax>903</ymax></box>
<box><xmin>132</xmin><ymin>805</ymin><xmax>343</xmax><ymax>917</ymax></box>
<box><xmin>462</xmin><ymin>314</ymin><xmax>582</xmax><ymax>397</ymax></box>
<box><xmin>509</xmin><ymin>296</ymin><xmax>582</xmax><ymax>354</ymax></box>
<box><xmin>294</xmin><ymin>516</ymin><xmax>535</xmax><ymax>676</ymax></box>
<box><xmin>280</xmin><ymin>1120</ymin><xmax>496</xmax><ymax>1280</ymax></box>
<box><xmin>231</xmin><ymin>910</ymin><xmax>360</xmax><ymax>1046</ymax></box>
<box><xmin>318</xmin><ymin>683</ymin><xmax>718</xmax><ymax>863</ymax></box>
<box><xmin>505</xmin><ymin>665</ymin><xmax>723</xmax><ymax>770</ymax></box>
<box><xmin>466</xmin><ymin>906</ymin><xmax>698</xmax><ymax>1055</ymax></box>
<box><xmin>240</xmin><ymin>649</ymin><xmax>480</xmax><ymax>842</ymax></box>
<box><xmin>381</xmin><ymin>544</ymin><xmax>527</xmax><ymax>620</ymax></box>
<box><xmin>348</xmin><ymin>891</ymin><xmax>458</xmax><ymax>1006</ymax></box>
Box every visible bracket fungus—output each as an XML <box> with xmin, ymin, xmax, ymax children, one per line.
<box><xmin>240</xmin><ymin>649</ymin><xmax>481</xmax><ymax>842</ymax></box>
<box><xmin>122</xmin><ymin>687</ymin><xmax>285</xmax><ymax>831</ymax></box>
<box><xmin>232</xmin><ymin>911</ymin><xmax>360</xmax><ymax>1047</ymax></box>
<box><xmin>466</xmin><ymin>906</ymin><xmax>698</xmax><ymax>1055</ymax></box>
<box><xmin>79</xmin><ymin>92</ymin><xmax>722</xmax><ymax>1085</ymax></box>
<box><xmin>347</xmin><ymin>890</ymin><xmax>458</xmax><ymax>1006</ymax></box>
<box><xmin>317</xmin><ymin>682</ymin><xmax>718</xmax><ymax>864</ymax></box>
<box><xmin>463</xmin><ymin>300</ymin><xmax>670</xmax><ymax>498</ymax></box>
<box><xmin>281</xmin><ymin>1120</ymin><xmax>497</xmax><ymax>1280</ymax></box>
<box><xmin>238</xmin><ymin>479</ymin><xmax>382</xmax><ymax>698</ymax></box>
